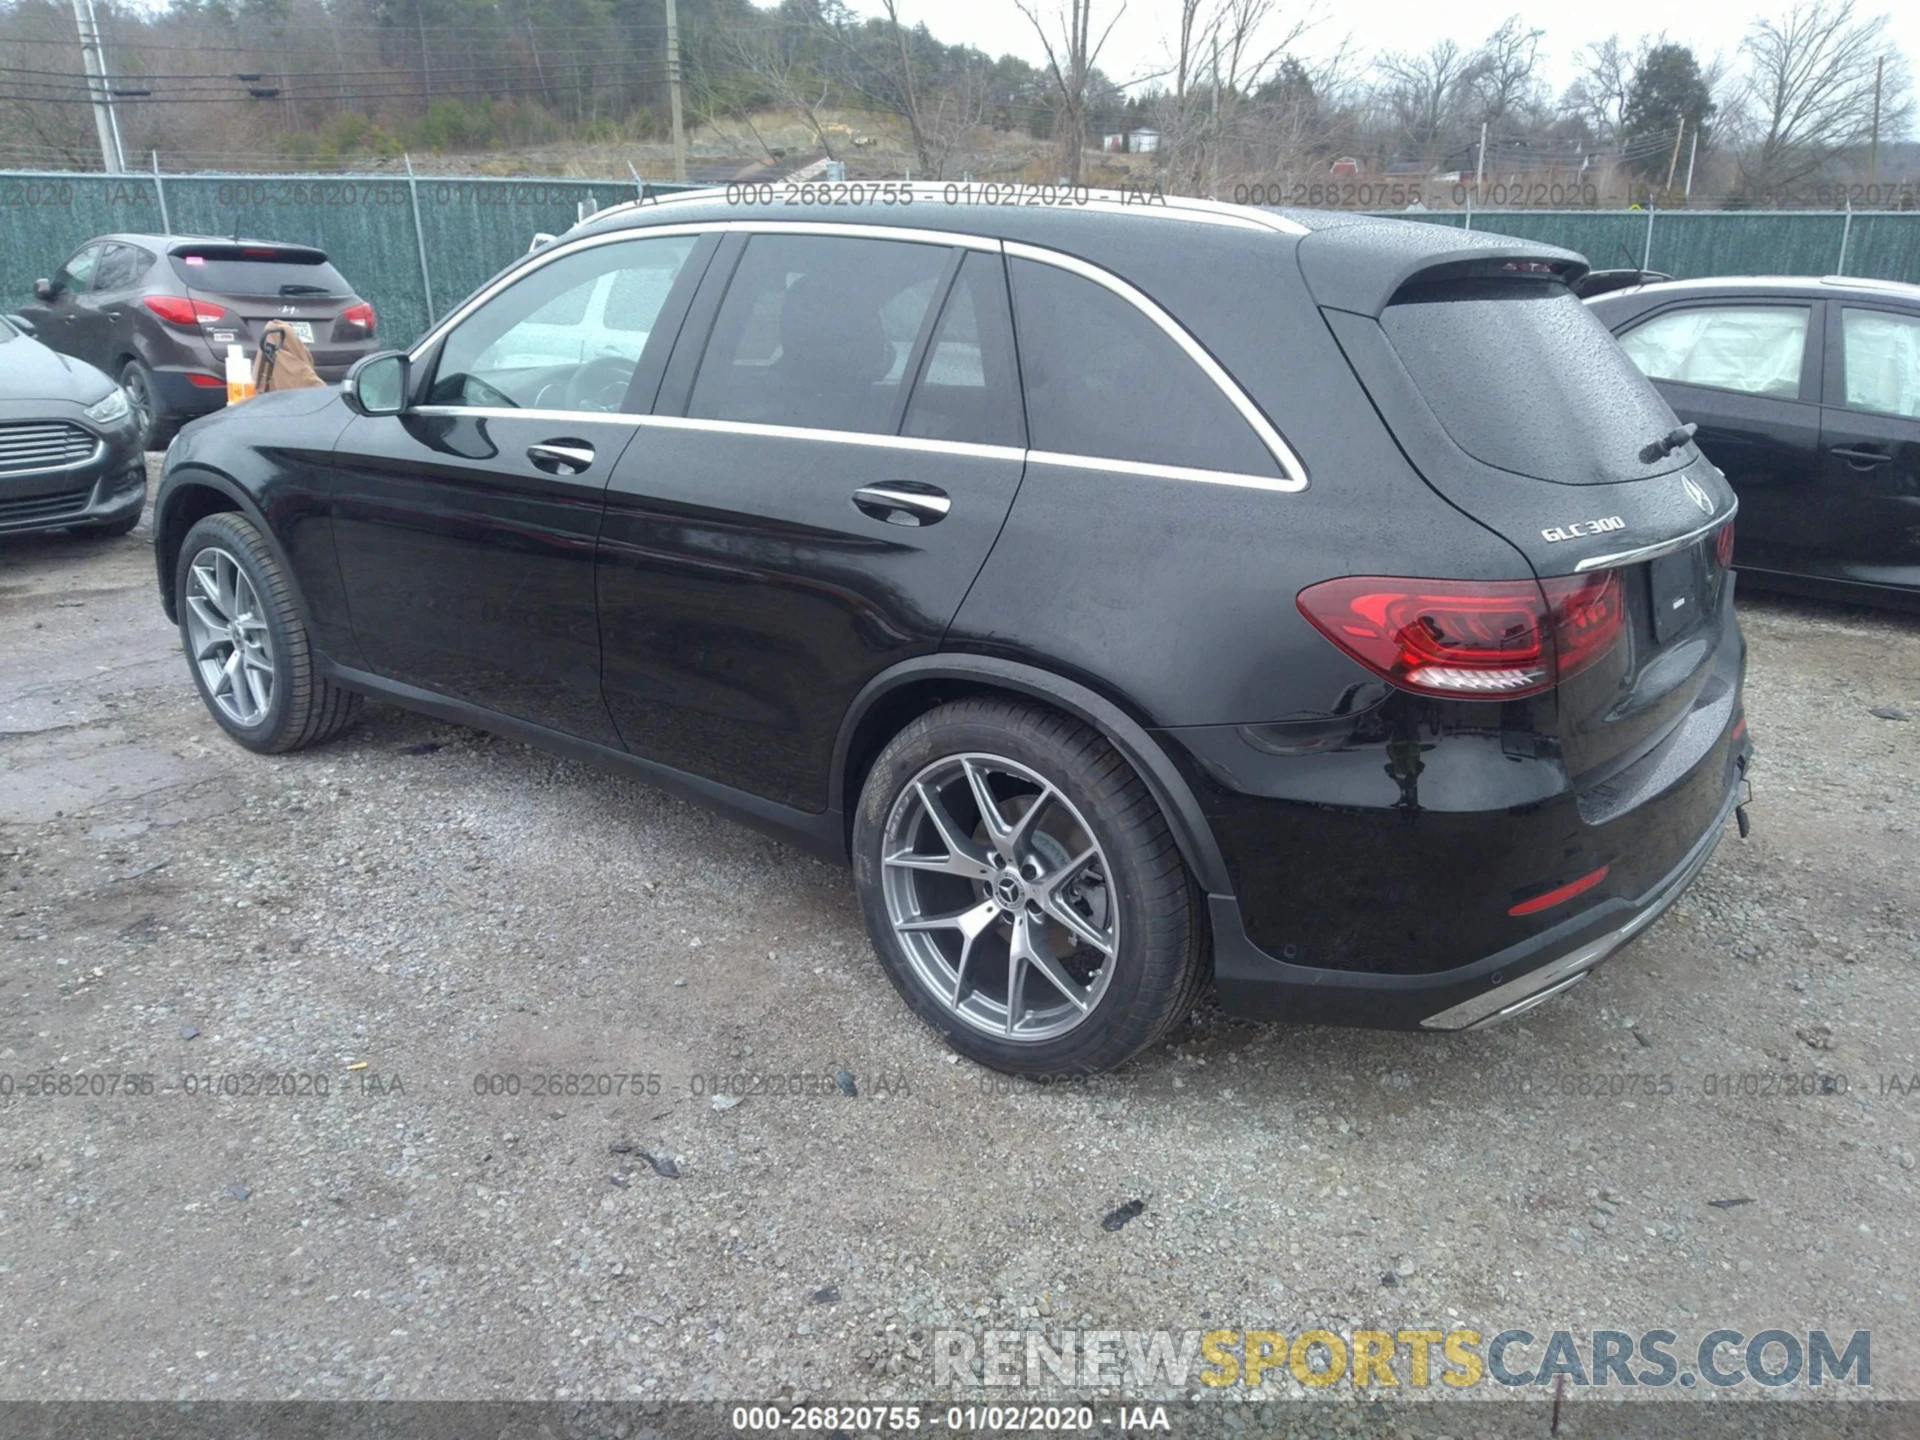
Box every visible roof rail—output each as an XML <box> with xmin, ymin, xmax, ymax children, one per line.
<box><xmin>571</xmin><ymin>181</ymin><xmax>1309</xmax><ymax>237</ymax></box>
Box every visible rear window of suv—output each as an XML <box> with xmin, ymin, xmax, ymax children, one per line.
<box><xmin>168</xmin><ymin>245</ymin><xmax>351</xmax><ymax>297</ymax></box>
<box><xmin>1381</xmin><ymin>277</ymin><xmax>1685</xmax><ymax>485</ymax></box>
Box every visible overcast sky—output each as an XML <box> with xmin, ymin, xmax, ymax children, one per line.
<box><xmin>872</xmin><ymin>0</ymin><xmax>1918</xmax><ymax>120</ymax></box>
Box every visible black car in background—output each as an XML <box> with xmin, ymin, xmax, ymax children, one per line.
<box><xmin>1590</xmin><ymin>275</ymin><xmax>1920</xmax><ymax>608</ymax></box>
<box><xmin>151</xmin><ymin>191</ymin><xmax>1752</xmax><ymax>1073</ymax></box>
<box><xmin>17</xmin><ymin>234</ymin><xmax>380</xmax><ymax>450</ymax></box>
<box><xmin>0</xmin><ymin>312</ymin><xmax>146</xmax><ymax>538</ymax></box>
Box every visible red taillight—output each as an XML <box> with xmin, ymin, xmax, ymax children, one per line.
<box><xmin>186</xmin><ymin>372</ymin><xmax>226</xmax><ymax>388</ymax></box>
<box><xmin>144</xmin><ymin>295</ymin><xmax>228</xmax><ymax>327</ymax></box>
<box><xmin>1296</xmin><ymin>571</ymin><xmax>1624</xmax><ymax>699</ymax></box>
<box><xmin>339</xmin><ymin>301</ymin><xmax>376</xmax><ymax>335</ymax></box>
<box><xmin>1714</xmin><ymin>520</ymin><xmax>1736</xmax><ymax>569</ymax></box>
<box><xmin>1509</xmin><ymin>864</ymin><xmax>1610</xmax><ymax>916</ymax></box>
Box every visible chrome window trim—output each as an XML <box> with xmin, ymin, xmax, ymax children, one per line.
<box><xmin>1027</xmin><ymin>448</ymin><xmax>1300</xmax><ymax>494</ymax></box>
<box><xmin>409</xmin><ymin>220</ymin><xmax>1310</xmax><ymax>493</ymax></box>
<box><xmin>1004</xmin><ymin>240</ymin><xmax>1308</xmax><ymax>490</ymax></box>
<box><xmin>1572</xmin><ymin>502</ymin><xmax>1737</xmax><ymax>573</ymax></box>
<box><xmin>411</xmin><ymin>405</ymin><xmax>648</xmax><ymax>427</ymax></box>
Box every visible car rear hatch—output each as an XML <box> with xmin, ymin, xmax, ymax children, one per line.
<box><xmin>167</xmin><ymin>242</ymin><xmax>373</xmax><ymax>373</ymax></box>
<box><xmin>1306</xmin><ymin>233</ymin><xmax>1740</xmax><ymax>802</ymax></box>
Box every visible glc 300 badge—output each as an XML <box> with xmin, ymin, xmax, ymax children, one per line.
<box><xmin>1682</xmin><ymin>476</ymin><xmax>1714</xmax><ymax>514</ymax></box>
<box><xmin>1541</xmin><ymin>515</ymin><xmax>1625</xmax><ymax>543</ymax></box>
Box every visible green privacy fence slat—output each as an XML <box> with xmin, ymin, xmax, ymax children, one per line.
<box><xmin>1393</xmin><ymin>208</ymin><xmax>1920</xmax><ymax>284</ymax></box>
<box><xmin>0</xmin><ymin>171</ymin><xmax>702</xmax><ymax>349</ymax></box>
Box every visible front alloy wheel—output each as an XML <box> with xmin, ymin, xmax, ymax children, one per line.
<box><xmin>184</xmin><ymin>546</ymin><xmax>276</xmax><ymax>727</ymax></box>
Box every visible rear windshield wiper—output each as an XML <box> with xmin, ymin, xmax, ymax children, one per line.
<box><xmin>278</xmin><ymin>283</ymin><xmax>333</xmax><ymax>296</ymax></box>
<box><xmin>1638</xmin><ymin>422</ymin><xmax>1697</xmax><ymax>464</ymax></box>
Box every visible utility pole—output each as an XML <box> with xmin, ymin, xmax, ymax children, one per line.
<box><xmin>1683</xmin><ymin>127</ymin><xmax>1699</xmax><ymax>198</ymax></box>
<box><xmin>1474</xmin><ymin>119</ymin><xmax>1488</xmax><ymax>193</ymax></box>
<box><xmin>1207</xmin><ymin>32</ymin><xmax>1220</xmax><ymax>198</ymax></box>
<box><xmin>525</xmin><ymin>17</ymin><xmax>547</xmax><ymax>105</ymax></box>
<box><xmin>664</xmin><ymin>0</ymin><xmax>687</xmax><ymax>182</ymax></box>
<box><xmin>1869</xmin><ymin>55</ymin><xmax>1883</xmax><ymax>189</ymax></box>
<box><xmin>1663</xmin><ymin>120</ymin><xmax>1685</xmax><ymax>193</ymax></box>
<box><xmin>70</xmin><ymin>0</ymin><xmax>123</xmax><ymax>172</ymax></box>
<box><xmin>418</xmin><ymin>5</ymin><xmax>432</xmax><ymax>100</ymax></box>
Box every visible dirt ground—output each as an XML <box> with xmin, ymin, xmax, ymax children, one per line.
<box><xmin>1</xmin><ymin>471</ymin><xmax>1916</xmax><ymax>1419</ymax></box>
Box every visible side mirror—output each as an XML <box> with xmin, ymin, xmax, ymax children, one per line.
<box><xmin>344</xmin><ymin>350</ymin><xmax>409</xmax><ymax>416</ymax></box>
<box><xmin>34</xmin><ymin>278</ymin><xmax>55</xmax><ymax>302</ymax></box>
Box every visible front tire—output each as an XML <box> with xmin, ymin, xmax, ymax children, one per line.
<box><xmin>853</xmin><ymin>697</ymin><xmax>1206</xmax><ymax>1075</ymax></box>
<box><xmin>174</xmin><ymin>512</ymin><xmax>362</xmax><ymax>754</ymax></box>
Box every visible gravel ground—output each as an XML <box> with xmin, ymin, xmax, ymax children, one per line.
<box><xmin>1</xmin><ymin>467</ymin><xmax>1916</xmax><ymax>1419</ymax></box>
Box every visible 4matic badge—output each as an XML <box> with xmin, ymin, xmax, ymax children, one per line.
<box><xmin>1541</xmin><ymin>515</ymin><xmax>1625</xmax><ymax>544</ymax></box>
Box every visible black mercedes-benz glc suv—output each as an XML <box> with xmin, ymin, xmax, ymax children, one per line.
<box><xmin>151</xmin><ymin>189</ymin><xmax>1753</xmax><ymax>1074</ymax></box>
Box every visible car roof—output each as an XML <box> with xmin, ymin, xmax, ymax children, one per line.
<box><xmin>1600</xmin><ymin>274</ymin><xmax>1920</xmax><ymax>306</ymax></box>
<box><xmin>82</xmin><ymin>233</ymin><xmax>322</xmax><ymax>252</ymax></box>
<box><xmin>566</xmin><ymin>186</ymin><xmax>1589</xmax><ymax>318</ymax></box>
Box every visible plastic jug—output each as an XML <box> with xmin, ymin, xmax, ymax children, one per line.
<box><xmin>225</xmin><ymin>344</ymin><xmax>255</xmax><ymax>405</ymax></box>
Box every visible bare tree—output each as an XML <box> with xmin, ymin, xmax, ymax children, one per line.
<box><xmin>1378</xmin><ymin>39</ymin><xmax>1467</xmax><ymax>160</ymax></box>
<box><xmin>1459</xmin><ymin>16</ymin><xmax>1545</xmax><ymax>129</ymax></box>
<box><xmin>1563</xmin><ymin>35</ymin><xmax>1639</xmax><ymax>142</ymax></box>
<box><xmin>1737</xmin><ymin>0</ymin><xmax>1912</xmax><ymax>195</ymax></box>
<box><xmin>1151</xmin><ymin>0</ymin><xmax>1314</xmax><ymax>192</ymax></box>
<box><xmin>694</xmin><ymin>9</ymin><xmax>842</xmax><ymax>166</ymax></box>
<box><xmin>1015</xmin><ymin>0</ymin><xmax>1126</xmax><ymax>183</ymax></box>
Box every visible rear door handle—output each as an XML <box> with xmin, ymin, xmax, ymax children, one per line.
<box><xmin>527</xmin><ymin>441</ymin><xmax>595</xmax><ymax>475</ymax></box>
<box><xmin>1831</xmin><ymin>446</ymin><xmax>1892</xmax><ymax>468</ymax></box>
<box><xmin>853</xmin><ymin>483</ymin><xmax>950</xmax><ymax>526</ymax></box>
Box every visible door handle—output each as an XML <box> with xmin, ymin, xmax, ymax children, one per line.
<box><xmin>1831</xmin><ymin>446</ymin><xmax>1891</xmax><ymax>468</ymax></box>
<box><xmin>852</xmin><ymin>483</ymin><xmax>950</xmax><ymax>526</ymax></box>
<box><xmin>527</xmin><ymin>441</ymin><xmax>595</xmax><ymax>475</ymax></box>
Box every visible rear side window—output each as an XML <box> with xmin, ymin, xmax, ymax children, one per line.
<box><xmin>1383</xmin><ymin>280</ymin><xmax>1685</xmax><ymax>485</ymax></box>
<box><xmin>1618</xmin><ymin>304</ymin><xmax>1809</xmax><ymax>399</ymax></box>
<box><xmin>93</xmin><ymin>244</ymin><xmax>147</xmax><ymax>291</ymax></box>
<box><xmin>902</xmin><ymin>251</ymin><xmax>1025</xmax><ymax>449</ymax></box>
<box><xmin>1839</xmin><ymin>308</ymin><xmax>1920</xmax><ymax>419</ymax></box>
<box><xmin>169</xmin><ymin>245</ymin><xmax>352</xmax><ymax>298</ymax></box>
<box><xmin>690</xmin><ymin>234</ymin><xmax>951</xmax><ymax>436</ymax></box>
<box><xmin>1009</xmin><ymin>258</ymin><xmax>1277</xmax><ymax>476</ymax></box>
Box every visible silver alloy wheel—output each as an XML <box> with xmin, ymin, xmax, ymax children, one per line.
<box><xmin>122</xmin><ymin>369</ymin><xmax>152</xmax><ymax>447</ymax></box>
<box><xmin>880</xmin><ymin>752</ymin><xmax>1118</xmax><ymax>1042</ymax></box>
<box><xmin>183</xmin><ymin>545</ymin><xmax>275</xmax><ymax>727</ymax></box>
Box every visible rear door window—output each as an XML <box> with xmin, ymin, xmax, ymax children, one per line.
<box><xmin>688</xmin><ymin>234</ymin><xmax>951</xmax><ymax>436</ymax></box>
<box><xmin>1383</xmin><ymin>278</ymin><xmax>1689</xmax><ymax>484</ymax></box>
<box><xmin>1618</xmin><ymin>304</ymin><xmax>1811</xmax><ymax>399</ymax></box>
<box><xmin>901</xmin><ymin>251</ymin><xmax>1025</xmax><ymax>449</ymax></box>
<box><xmin>92</xmin><ymin>244</ymin><xmax>142</xmax><ymax>292</ymax></box>
<box><xmin>169</xmin><ymin>245</ymin><xmax>352</xmax><ymax>298</ymax></box>
<box><xmin>1008</xmin><ymin>258</ymin><xmax>1277</xmax><ymax>476</ymax></box>
<box><xmin>1839</xmin><ymin>308</ymin><xmax>1920</xmax><ymax>420</ymax></box>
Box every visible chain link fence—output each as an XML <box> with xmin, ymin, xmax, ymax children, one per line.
<box><xmin>5</xmin><ymin>167</ymin><xmax>1917</xmax><ymax>350</ymax></box>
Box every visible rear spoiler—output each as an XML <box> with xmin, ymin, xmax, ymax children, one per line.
<box><xmin>168</xmin><ymin>241</ymin><xmax>330</xmax><ymax>264</ymax></box>
<box><xmin>1296</xmin><ymin>216</ymin><xmax>1588</xmax><ymax>317</ymax></box>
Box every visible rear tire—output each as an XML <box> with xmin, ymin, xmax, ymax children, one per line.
<box><xmin>120</xmin><ymin>360</ymin><xmax>177</xmax><ymax>452</ymax></box>
<box><xmin>174</xmin><ymin>511</ymin><xmax>362</xmax><ymax>754</ymax></box>
<box><xmin>853</xmin><ymin>697</ymin><xmax>1207</xmax><ymax>1075</ymax></box>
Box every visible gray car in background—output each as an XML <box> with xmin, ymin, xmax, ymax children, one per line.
<box><xmin>17</xmin><ymin>234</ymin><xmax>380</xmax><ymax>449</ymax></box>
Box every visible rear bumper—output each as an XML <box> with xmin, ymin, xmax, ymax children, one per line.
<box><xmin>1204</xmin><ymin>741</ymin><xmax>1749</xmax><ymax>1029</ymax></box>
